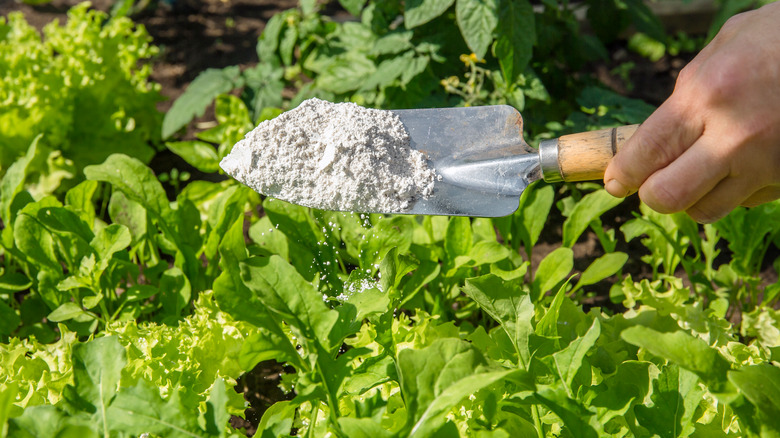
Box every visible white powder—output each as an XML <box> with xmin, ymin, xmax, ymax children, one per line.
<box><xmin>219</xmin><ymin>98</ymin><xmax>438</xmax><ymax>212</ymax></box>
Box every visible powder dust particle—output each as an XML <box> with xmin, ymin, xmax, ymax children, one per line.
<box><xmin>219</xmin><ymin>98</ymin><xmax>438</xmax><ymax>213</ymax></box>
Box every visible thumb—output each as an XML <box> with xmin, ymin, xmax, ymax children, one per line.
<box><xmin>604</xmin><ymin>98</ymin><xmax>702</xmax><ymax>198</ymax></box>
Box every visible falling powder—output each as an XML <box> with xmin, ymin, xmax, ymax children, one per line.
<box><xmin>220</xmin><ymin>98</ymin><xmax>438</xmax><ymax>212</ymax></box>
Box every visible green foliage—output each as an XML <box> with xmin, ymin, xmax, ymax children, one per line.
<box><xmin>163</xmin><ymin>0</ymin><xmax>662</xmax><ymax>144</ymax></box>
<box><xmin>3</xmin><ymin>140</ymin><xmax>780</xmax><ymax>436</ymax></box>
<box><xmin>3</xmin><ymin>1</ymin><xmax>779</xmax><ymax>437</ymax></box>
<box><xmin>0</xmin><ymin>3</ymin><xmax>162</xmax><ymax>194</ymax></box>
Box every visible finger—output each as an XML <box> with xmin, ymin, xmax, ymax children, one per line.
<box><xmin>638</xmin><ymin>136</ymin><xmax>729</xmax><ymax>214</ymax></box>
<box><xmin>604</xmin><ymin>98</ymin><xmax>703</xmax><ymax>198</ymax></box>
<box><xmin>684</xmin><ymin>176</ymin><xmax>759</xmax><ymax>223</ymax></box>
<box><xmin>741</xmin><ymin>185</ymin><xmax>780</xmax><ymax>207</ymax></box>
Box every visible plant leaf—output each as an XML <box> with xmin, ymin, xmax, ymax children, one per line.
<box><xmin>405</xmin><ymin>0</ymin><xmax>456</xmax><ymax>28</ymax></box>
<box><xmin>464</xmin><ymin>274</ymin><xmax>535</xmax><ymax>366</ymax></box>
<box><xmin>84</xmin><ymin>154</ymin><xmax>172</xmax><ymax>222</ymax></box>
<box><xmin>339</xmin><ymin>0</ymin><xmax>367</xmax><ymax>16</ymax></box>
<box><xmin>573</xmin><ymin>252</ymin><xmax>628</xmax><ymax>292</ymax></box>
<box><xmin>239</xmin><ymin>255</ymin><xmax>339</xmax><ymax>349</ymax></box>
<box><xmin>531</xmin><ymin>247</ymin><xmax>573</xmax><ymax>300</ymax></box>
<box><xmin>553</xmin><ymin>318</ymin><xmax>601</xmax><ymax>393</ymax></box>
<box><xmin>562</xmin><ymin>189</ymin><xmax>622</xmax><ymax>247</ymax></box>
<box><xmin>0</xmin><ymin>136</ymin><xmax>40</xmax><ymax>224</ymax></box>
<box><xmin>727</xmin><ymin>365</ymin><xmax>780</xmax><ymax>434</ymax></box>
<box><xmin>621</xmin><ymin>326</ymin><xmax>731</xmax><ymax>390</ymax></box>
<box><xmin>535</xmin><ymin>388</ymin><xmax>599</xmax><ymax>438</ymax></box>
<box><xmin>495</xmin><ymin>0</ymin><xmax>535</xmax><ymax>83</ymax></box>
<box><xmin>48</xmin><ymin>302</ymin><xmax>87</xmax><ymax>323</ymax></box>
<box><xmin>165</xmin><ymin>141</ymin><xmax>220</xmax><ymax>173</ymax></box>
<box><xmin>162</xmin><ymin>67</ymin><xmax>242</xmax><ymax>139</ymax></box>
<box><xmin>456</xmin><ymin>0</ymin><xmax>499</xmax><ymax>59</ymax></box>
<box><xmin>634</xmin><ymin>364</ymin><xmax>705</xmax><ymax>438</ymax></box>
<box><xmin>0</xmin><ymin>301</ymin><xmax>21</xmax><ymax>335</ymax></box>
<box><xmin>64</xmin><ymin>336</ymin><xmax>126</xmax><ymax>437</ymax></box>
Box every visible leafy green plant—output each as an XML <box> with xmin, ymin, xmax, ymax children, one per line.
<box><xmin>4</xmin><ymin>0</ymin><xmax>780</xmax><ymax>437</ymax></box>
<box><xmin>162</xmin><ymin>0</ymin><xmax>665</xmax><ymax>141</ymax></box>
<box><xmin>0</xmin><ymin>139</ymin><xmax>252</xmax><ymax>340</ymax></box>
<box><xmin>0</xmin><ymin>2</ymin><xmax>162</xmax><ymax>193</ymax></box>
<box><xmin>1</xmin><ymin>291</ymin><xmax>248</xmax><ymax>418</ymax></box>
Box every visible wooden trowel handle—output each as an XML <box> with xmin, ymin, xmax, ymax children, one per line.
<box><xmin>539</xmin><ymin>124</ymin><xmax>639</xmax><ymax>182</ymax></box>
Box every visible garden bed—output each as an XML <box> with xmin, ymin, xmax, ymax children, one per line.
<box><xmin>2</xmin><ymin>1</ymin><xmax>778</xmax><ymax>436</ymax></box>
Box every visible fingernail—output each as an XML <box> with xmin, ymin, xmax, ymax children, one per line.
<box><xmin>605</xmin><ymin>179</ymin><xmax>630</xmax><ymax>197</ymax></box>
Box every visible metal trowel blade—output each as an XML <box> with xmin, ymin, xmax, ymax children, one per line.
<box><xmin>393</xmin><ymin>105</ymin><xmax>540</xmax><ymax>217</ymax></box>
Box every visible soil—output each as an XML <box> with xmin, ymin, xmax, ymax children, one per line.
<box><xmin>2</xmin><ymin>0</ymin><xmax>776</xmax><ymax>435</ymax></box>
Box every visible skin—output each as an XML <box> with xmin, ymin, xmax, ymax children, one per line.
<box><xmin>603</xmin><ymin>1</ymin><xmax>780</xmax><ymax>223</ymax></box>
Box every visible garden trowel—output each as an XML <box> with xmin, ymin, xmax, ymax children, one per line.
<box><xmin>393</xmin><ymin>105</ymin><xmax>638</xmax><ymax>217</ymax></box>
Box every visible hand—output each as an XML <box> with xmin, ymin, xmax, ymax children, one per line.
<box><xmin>603</xmin><ymin>1</ymin><xmax>780</xmax><ymax>223</ymax></box>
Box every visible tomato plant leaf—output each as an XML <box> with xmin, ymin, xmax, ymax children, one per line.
<box><xmin>495</xmin><ymin>0</ymin><xmax>535</xmax><ymax>83</ymax></box>
<box><xmin>242</xmin><ymin>62</ymin><xmax>285</xmax><ymax>123</ymax></box>
<box><xmin>360</xmin><ymin>51</ymin><xmax>416</xmax><ymax>91</ymax></box>
<box><xmin>339</xmin><ymin>0</ymin><xmax>367</xmax><ymax>16</ymax></box>
<box><xmin>405</xmin><ymin>0</ymin><xmax>456</xmax><ymax>28</ymax></box>
<box><xmin>311</xmin><ymin>52</ymin><xmax>376</xmax><ymax>95</ymax></box>
<box><xmin>257</xmin><ymin>12</ymin><xmax>285</xmax><ymax>62</ymax></box>
<box><xmin>372</xmin><ymin>30</ymin><xmax>414</xmax><ymax>55</ymax></box>
<box><xmin>456</xmin><ymin>0</ymin><xmax>499</xmax><ymax>59</ymax></box>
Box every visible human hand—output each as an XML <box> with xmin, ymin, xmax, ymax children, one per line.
<box><xmin>603</xmin><ymin>1</ymin><xmax>780</xmax><ymax>223</ymax></box>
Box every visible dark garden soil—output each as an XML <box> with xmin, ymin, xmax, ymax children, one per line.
<box><xmin>2</xmin><ymin>0</ymin><xmax>775</xmax><ymax>435</ymax></box>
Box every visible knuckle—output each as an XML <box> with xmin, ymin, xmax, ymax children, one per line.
<box><xmin>686</xmin><ymin>204</ymin><xmax>725</xmax><ymax>224</ymax></box>
<box><xmin>639</xmin><ymin>179</ymin><xmax>688</xmax><ymax>213</ymax></box>
<box><xmin>707</xmin><ymin>61</ymin><xmax>745</xmax><ymax>103</ymax></box>
<box><xmin>675</xmin><ymin>63</ymin><xmax>697</xmax><ymax>88</ymax></box>
<box><xmin>637</xmin><ymin>133</ymin><xmax>679</xmax><ymax>170</ymax></box>
<box><xmin>720</xmin><ymin>11</ymin><xmax>749</xmax><ymax>32</ymax></box>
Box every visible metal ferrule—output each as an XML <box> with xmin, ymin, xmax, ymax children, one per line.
<box><xmin>539</xmin><ymin>138</ymin><xmax>563</xmax><ymax>182</ymax></box>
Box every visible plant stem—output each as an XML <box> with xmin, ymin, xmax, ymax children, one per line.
<box><xmin>304</xmin><ymin>403</ymin><xmax>318</xmax><ymax>438</ymax></box>
<box><xmin>532</xmin><ymin>404</ymin><xmax>545</xmax><ymax>438</ymax></box>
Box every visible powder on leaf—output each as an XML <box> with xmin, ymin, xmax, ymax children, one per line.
<box><xmin>220</xmin><ymin>98</ymin><xmax>437</xmax><ymax>212</ymax></box>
